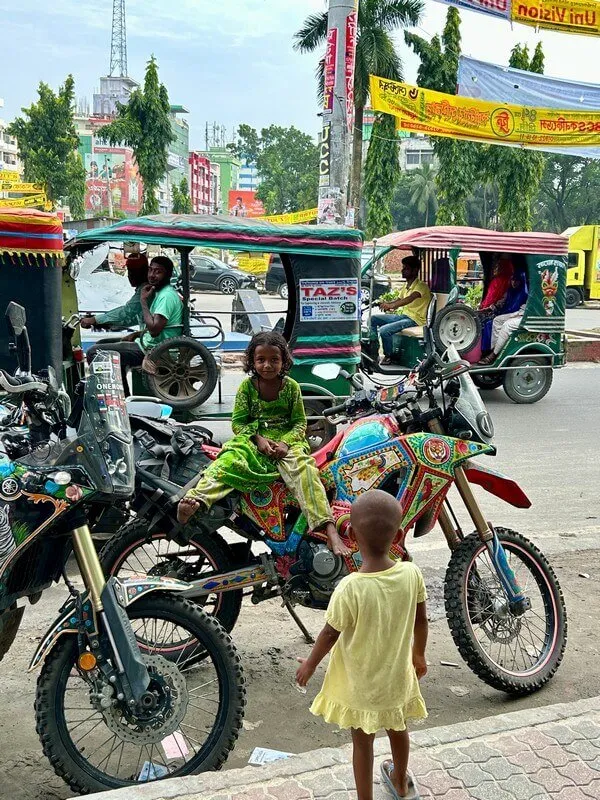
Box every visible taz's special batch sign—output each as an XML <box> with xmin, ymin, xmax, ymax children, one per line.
<box><xmin>299</xmin><ymin>278</ymin><xmax>360</xmax><ymax>322</ymax></box>
<box><xmin>370</xmin><ymin>76</ymin><xmax>600</xmax><ymax>148</ymax></box>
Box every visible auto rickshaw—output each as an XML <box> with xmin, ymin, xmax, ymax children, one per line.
<box><xmin>0</xmin><ymin>208</ymin><xmax>82</xmax><ymax>394</ymax></box>
<box><xmin>362</xmin><ymin>227</ymin><xmax>567</xmax><ymax>404</ymax></box>
<box><xmin>66</xmin><ymin>214</ymin><xmax>364</xmax><ymax>443</ymax></box>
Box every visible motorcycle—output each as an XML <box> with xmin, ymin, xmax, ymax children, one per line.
<box><xmin>0</xmin><ymin>302</ymin><xmax>245</xmax><ymax>794</ymax></box>
<box><xmin>100</xmin><ymin>304</ymin><xmax>567</xmax><ymax>696</ymax></box>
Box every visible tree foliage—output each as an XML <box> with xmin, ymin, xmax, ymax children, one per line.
<box><xmin>231</xmin><ymin>124</ymin><xmax>319</xmax><ymax>214</ymax></box>
<box><xmin>100</xmin><ymin>56</ymin><xmax>173</xmax><ymax>215</ymax></box>
<box><xmin>295</xmin><ymin>0</ymin><xmax>423</xmax><ymax>225</ymax></box>
<box><xmin>481</xmin><ymin>43</ymin><xmax>546</xmax><ymax>231</ymax></box>
<box><xmin>364</xmin><ymin>113</ymin><xmax>400</xmax><ymax>238</ymax></box>
<box><xmin>410</xmin><ymin>163</ymin><xmax>438</xmax><ymax>226</ymax></box>
<box><xmin>8</xmin><ymin>75</ymin><xmax>85</xmax><ymax>211</ymax></box>
<box><xmin>534</xmin><ymin>156</ymin><xmax>600</xmax><ymax>231</ymax></box>
<box><xmin>405</xmin><ymin>8</ymin><xmax>478</xmax><ymax>225</ymax></box>
<box><xmin>171</xmin><ymin>177</ymin><xmax>192</xmax><ymax>214</ymax></box>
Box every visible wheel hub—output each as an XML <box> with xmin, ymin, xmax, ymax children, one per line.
<box><xmin>101</xmin><ymin>654</ymin><xmax>189</xmax><ymax>744</ymax></box>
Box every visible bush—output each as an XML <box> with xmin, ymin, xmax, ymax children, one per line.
<box><xmin>463</xmin><ymin>283</ymin><xmax>483</xmax><ymax>308</ymax></box>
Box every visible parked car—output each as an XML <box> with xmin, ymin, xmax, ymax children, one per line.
<box><xmin>264</xmin><ymin>254</ymin><xmax>391</xmax><ymax>302</ymax></box>
<box><xmin>189</xmin><ymin>254</ymin><xmax>257</xmax><ymax>294</ymax></box>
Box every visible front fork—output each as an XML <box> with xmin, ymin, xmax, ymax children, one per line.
<box><xmin>427</xmin><ymin>422</ymin><xmax>530</xmax><ymax>615</ymax></box>
<box><xmin>71</xmin><ymin>525</ymin><xmax>150</xmax><ymax>701</ymax></box>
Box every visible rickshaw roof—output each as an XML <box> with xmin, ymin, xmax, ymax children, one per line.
<box><xmin>67</xmin><ymin>214</ymin><xmax>364</xmax><ymax>258</ymax></box>
<box><xmin>0</xmin><ymin>208</ymin><xmax>64</xmax><ymax>258</ymax></box>
<box><xmin>377</xmin><ymin>226</ymin><xmax>568</xmax><ymax>256</ymax></box>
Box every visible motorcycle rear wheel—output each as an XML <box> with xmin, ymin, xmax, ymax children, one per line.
<box><xmin>100</xmin><ymin>519</ymin><xmax>243</xmax><ymax>633</ymax></box>
<box><xmin>444</xmin><ymin>528</ymin><xmax>567</xmax><ymax>695</ymax></box>
<box><xmin>35</xmin><ymin>594</ymin><xmax>245</xmax><ymax>795</ymax></box>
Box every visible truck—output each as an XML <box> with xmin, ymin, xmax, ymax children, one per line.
<box><xmin>563</xmin><ymin>225</ymin><xmax>600</xmax><ymax>308</ymax></box>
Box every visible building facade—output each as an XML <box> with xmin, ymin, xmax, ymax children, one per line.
<box><xmin>93</xmin><ymin>75</ymin><xmax>138</xmax><ymax>117</ymax></box>
<box><xmin>0</xmin><ymin>99</ymin><xmax>21</xmax><ymax>176</ymax></box>
<box><xmin>400</xmin><ymin>136</ymin><xmax>437</xmax><ymax>171</ymax></box>
<box><xmin>198</xmin><ymin>146</ymin><xmax>240</xmax><ymax>214</ymax></box>
<box><xmin>238</xmin><ymin>158</ymin><xmax>260</xmax><ymax>192</ymax></box>
<box><xmin>189</xmin><ymin>151</ymin><xmax>212</xmax><ymax>214</ymax></box>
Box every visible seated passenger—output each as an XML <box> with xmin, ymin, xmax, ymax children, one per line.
<box><xmin>478</xmin><ymin>255</ymin><xmax>514</xmax><ymax>319</ymax></box>
<box><xmin>370</xmin><ymin>256</ymin><xmax>431</xmax><ymax>365</ymax></box>
<box><xmin>86</xmin><ymin>256</ymin><xmax>183</xmax><ymax>393</ymax></box>
<box><xmin>478</xmin><ymin>272</ymin><xmax>528</xmax><ymax>364</ymax></box>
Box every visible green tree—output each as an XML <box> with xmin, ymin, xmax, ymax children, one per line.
<box><xmin>466</xmin><ymin>180</ymin><xmax>499</xmax><ymax>229</ymax></box>
<box><xmin>363</xmin><ymin>113</ymin><xmax>400</xmax><ymax>238</ymax></box>
<box><xmin>295</xmin><ymin>0</ymin><xmax>423</xmax><ymax>225</ymax></box>
<box><xmin>100</xmin><ymin>56</ymin><xmax>174</xmax><ymax>215</ymax></box>
<box><xmin>391</xmin><ymin>171</ymin><xmax>428</xmax><ymax>229</ymax></box>
<box><xmin>232</xmin><ymin>124</ymin><xmax>319</xmax><ymax>214</ymax></box>
<box><xmin>8</xmin><ymin>75</ymin><xmax>85</xmax><ymax>211</ymax></box>
<box><xmin>533</xmin><ymin>155</ymin><xmax>600</xmax><ymax>232</ymax></box>
<box><xmin>410</xmin><ymin>163</ymin><xmax>438</xmax><ymax>225</ymax></box>
<box><xmin>405</xmin><ymin>8</ymin><xmax>478</xmax><ymax>225</ymax></box>
<box><xmin>171</xmin><ymin>177</ymin><xmax>192</xmax><ymax>214</ymax></box>
<box><xmin>482</xmin><ymin>43</ymin><xmax>546</xmax><ymax>231</ymax></box>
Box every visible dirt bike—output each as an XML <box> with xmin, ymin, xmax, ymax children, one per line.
<box><xmin>0</xmin><ymin>303</ymin><xmax>245</xmax><ymax>794</ymax></box>
<box><xmin>101</xmin><ymin>311</ymin><xmax>567</xmax><ymax>696</ymax></box>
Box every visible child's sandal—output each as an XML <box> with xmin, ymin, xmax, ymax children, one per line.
<box><xmin>380</xmin><ymin>761</ymin><xmax>420</xmax><ymax>800</ymax></box>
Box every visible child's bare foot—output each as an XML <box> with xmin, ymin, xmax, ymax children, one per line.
<box><xmin>325</xmin><ymin>522</ymin><xmax>351</xmax><ymax>557</ymax></box>
<box><xmin>177</xmin><ymin>497</ymin><xmax>201</xmax><ymax>524</ymax></box>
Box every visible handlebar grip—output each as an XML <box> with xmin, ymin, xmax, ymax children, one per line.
<box><xmin>418</xmin><ymin>353</ymin><xmax>437</xmax><ymax>378</ymax></box>
<box><xmin>324</xmin><ymin>402</ymin><xmax>347</xmax><ymax>418</ymax></box>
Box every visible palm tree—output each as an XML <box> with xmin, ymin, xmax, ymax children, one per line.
<box><xmin>295</xmin><ymin>0</ymin><xmax>423</xmax><ymax>227</ymax></box>
<box><xmin>409</xmin><ymin>163</ymin><xmax>437</xmax><ymax>226</ymax></box>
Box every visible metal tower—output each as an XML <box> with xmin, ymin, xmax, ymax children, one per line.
<box><xmin>109</xmin><ymin>0</ymin><xmax>127</xmax><ymax>77</ymax></box>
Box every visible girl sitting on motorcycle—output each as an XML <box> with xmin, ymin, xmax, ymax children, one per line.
<box><xmin>177</xmin><ymin>331</ymin><xmax>350</xmax><ymax>557</ymax></box>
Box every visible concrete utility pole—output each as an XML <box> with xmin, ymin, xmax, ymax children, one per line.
<box><xmin>317</xmin><ymin>0</ymin><xmax>358</xmax><ymax>227</ymax></box>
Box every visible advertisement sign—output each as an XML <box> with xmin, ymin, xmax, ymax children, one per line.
<box><xmin>299</xmin><ymin>278</ymin><xmax>360</xmax><ymax>322</ymax></box>
<box><xmin>319</xmin><ymin>123</ymin><xmax>331</xmax><ymax>188</ymax></box>
<box><xmin>80</xmin><ymin>136</ymin><xmax>142</xmax><ymax>216</ymax></box>
<box><xmin>0</xmin><ymin>194</ymin><xmax>48</xmax><ymax>208</ymax></box>
<box><xmin>345</xmin><ymin>4</ymin><xmax>358</xmax><ymax>132</ymax></box>
<box><xmin>259</xmin><ymin>208</ymin><xmax>318</xmax><ymax>224</ymax></box>
<box><xmin>370</xmin><ymin>75</ymin><xmax>600</xmax><ymax>149</ymax></box>
<box><xmin>431</xmin><ymin>0</ymin><xmax>599</xmax><ymax>35</ymax></box>
<box><xmin>0</xmin><ymin>182</ymin><xmax>42</xmax><ymax>193</ymax></box>
<box><xmin>228</xmin><ymin>190</ymin><xmax>266</xmax><ymax>218</ymax></box>
<box><xmin>324</xmin><ymin>28</ymin><xmax>338</xmax><ymax>114</ymax></box>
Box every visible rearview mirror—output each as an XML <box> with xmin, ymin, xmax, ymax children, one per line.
<box><xmin>311</xmin><ymin>363</ymin><xmax>341</xmax><ymax>381</ymax></box>
<box><xmin>6</xmin><ymin>302</ymin><xmax>26</xmax><ymax>336</ymax></box>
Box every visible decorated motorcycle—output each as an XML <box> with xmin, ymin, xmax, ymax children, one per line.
<box><xmin>101</xmin><ymin>304</ymin><xmax>567</xmax><ymax>697</ymax></box>
<box><xmin>0</xmin><ymin>303</ymin><xmax>244</xmax><ymax>794</ymax></box>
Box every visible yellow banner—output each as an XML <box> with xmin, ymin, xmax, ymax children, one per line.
<box><xmin>0</xmin><ymin>194</ymin><xmax>48</xmax><ymax>208</ymax></box>
<box><xmin>259</xmin><ymin>208</ymin><xmax>318</xmax><ymax>225</ymax></box>
<box><xmin>370</xmin><ymin>75</ymin><xmax>600</xmax><ymax>148</ymax></box>
<box><xmin>0</xmin><ymin>181</ymin><xmax>43</xmax><ymax>193</ymax></box>
<box><xmin>0</xmin><ymin>170</ymin><xmax>21</xmax><ymax>182</ymax></box>
<box><xmin>511</xmin><ymin>0</ymin><xmax>600</xmax><ymax>36</ymax></box>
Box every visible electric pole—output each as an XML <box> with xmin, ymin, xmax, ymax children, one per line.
<box><xmin>317</xmin><ymin>0</ymin><xmax>358</xmax><ymax>226</ymax></box>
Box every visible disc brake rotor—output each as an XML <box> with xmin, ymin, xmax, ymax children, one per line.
<box><xmin>101</xmin><ymin>654</ymin><xmax>189</xmax><ymax>745</ymax></box>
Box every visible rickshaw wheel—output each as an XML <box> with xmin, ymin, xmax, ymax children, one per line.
<box><xmin>142</xmin><ymin>336</ymin><xmax>219</xmax><ymax>410</ymax></box>
<box><xmin>471</xmin><ymin>372</ymin><xmax>504</xmax><ymax>390</ymax></box>
<box><xmin>503</xmin><ymin>356</ymin><xmax>553</xmax><ymax>404</ymax></box>
<box><xmin>433</xmin><ymin>304</ymin><xmax>481</xmax><ymax>356</ymax></box>
<box><xmin>303</xmin><ymin>398</ymin><xmax>337</xmax><ymax>452</ymax></box>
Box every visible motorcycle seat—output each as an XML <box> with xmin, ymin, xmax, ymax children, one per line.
<box><xmin>311</xmin><ymin>430</ymin><xmax>345</xmax><ymax>469</ymax></box>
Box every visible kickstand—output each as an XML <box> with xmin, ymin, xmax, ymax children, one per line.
<box><xmin>283</xmin><ymin>599</ymin><xmax>315</xmax><ymax>644</ymax></box>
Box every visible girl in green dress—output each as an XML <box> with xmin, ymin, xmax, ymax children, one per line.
<box><xmin>177</xmin><ymin>332</ymin><xmax>350</xmax><ymax>557</ymax></box>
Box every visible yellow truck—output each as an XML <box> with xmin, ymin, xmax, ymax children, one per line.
<box><xmin>564</xmin><ymin>225</ymin><xmax>600</xmax><ymax>308</ymax></box>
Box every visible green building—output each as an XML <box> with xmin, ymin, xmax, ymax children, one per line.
<box><xmin>198</xmin><ymin>146</ymin><xmax>241</xmax><ymax>213</ymax></box>
<box><xmin>162</xmin><ymin>105</ymin><xmax>190</xmax><ymax>212</ymax></box>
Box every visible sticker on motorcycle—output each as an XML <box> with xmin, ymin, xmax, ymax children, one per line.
<box><xmin>422</xmin><ymin>438</ymin><xmax>451</xmax><ymax>466</ymax></box>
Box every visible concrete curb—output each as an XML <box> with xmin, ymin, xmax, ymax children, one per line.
<box><xmin>85</xmin><ymin>696</ymin><xmax>600</xmax><ymax>800</ymax></box>
<box><xmin>567</xmin><ymin>337</ymin><xmax>600</xmax><ymax>362</ymax></box>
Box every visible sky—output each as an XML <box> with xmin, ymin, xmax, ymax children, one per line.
<box><xmin>2</xmin><ymin>0</ymin><xmax>600</xmax><ymax>151</ymax></box>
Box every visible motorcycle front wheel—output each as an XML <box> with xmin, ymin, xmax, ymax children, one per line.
<box><xmin>35</xmin><ymin>594</ymin><xmax>245</xmax><ymax>795</ymax></box>
<box><xmin>444</xmin><ymin>528</ymin><xmax>567</xmax><ymax>695</ymax></box>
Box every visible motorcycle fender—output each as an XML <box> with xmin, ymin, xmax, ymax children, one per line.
<box><xmin>464</xmin><ymin>461</ymin><xmax>531</xmax><ymax>509</ymax></box>
<box><xmin>29</xmin><ymin>593</ymin><xmax>98</xmax><ymax>672</ymax></box>
<box><xmin>28</xmin><ymin>577</ymin><xmax>189</xmax><ymax>672</ymax></box>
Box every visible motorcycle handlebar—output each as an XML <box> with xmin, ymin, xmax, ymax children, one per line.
<box><xmin>418</xmin><ymin>353</ymin><xmax>437</xmax><ymax>379</ymax></box>
<box><xmin>324</xmin><ymin>402</ymin><xmax>348</xmax><ymax>418</ymax></box>
<box><xmin>0</xmin><ymin>369</ymin><xmax>48</xmax><ymax>395</ymax></box>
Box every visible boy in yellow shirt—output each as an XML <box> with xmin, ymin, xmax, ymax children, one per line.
<box><xmin>297</xmin><ymin>490</ymin><xmax>428</xmax><ymax>800</ymax></box>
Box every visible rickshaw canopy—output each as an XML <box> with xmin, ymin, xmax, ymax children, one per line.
<box><xmin>377</xmin><ymin>226</ymin><xmax>568</xmax><ymax>256</ymax></box>
<box><xmin>0</xmin><ymin>208</ymin><xmax>64</xmax><ymax>259</ymax></box>
<box><xmin>67</xmin><ymin>214</ymin><xmax>364</xmax><ymax>259</ymax></box>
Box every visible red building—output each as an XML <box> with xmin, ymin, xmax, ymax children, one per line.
<box><xmin>189</xmin><ymin>152</ymin><xmax>212</xmax><ymax>214</ymax></box>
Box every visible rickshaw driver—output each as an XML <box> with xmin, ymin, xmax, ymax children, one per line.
<box><xmin>370</xmin><ymin>256</ymin><xmax>431</xmax><ymax>365</ymax></box>
<box><xmin>86</xmin><ymin>255</ymin><xmax>183</xmax><ymax>393</ymax></box>
<box><xmin>80</xmin><ymin>253</ymin><xmax>149</xmax><ymax>332</ymax></box>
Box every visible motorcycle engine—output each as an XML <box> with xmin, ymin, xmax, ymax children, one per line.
<box><xmin>290</xmin><ymin>540</ymin><xmax>348</xmax><ymax>607</ymax></box>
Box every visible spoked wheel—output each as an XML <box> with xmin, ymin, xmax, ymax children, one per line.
<box><xmin>143</xmin><ymin>337</ymin><xmax>218</xmax><ymax>411</ymax></box>
<box><xmin>219</xmin><ymin>278</ymin><xmax>237</xmax><ymax>295</ymax></box>
<box><xmin>433</xmin><ymin>304</ymin><xmax>481</xmax><ymax>356</ymax></box>
<box><xmin>303</xmin><ymin>398</ymin><xmax>336</xmax><ymax>452</ymax></box>
<box><xmin>36</xmin><ymin>594</ymin><xmax>245</xmax><ymax>794</ymax></box>
<box><xmin>100</xmin><ymin>520</ymin><xmax>242</xmax><ymax>633</ymax></box>
<box><xmin>445</xmin><ymin>529</ymin><xmax>567</xmax><ymax>695</ymax></box>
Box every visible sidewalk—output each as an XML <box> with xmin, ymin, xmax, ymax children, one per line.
<box><xmin>88</xmin><ymin>697</ymin><xmax>600</xmax><ymax>800</ymax></box>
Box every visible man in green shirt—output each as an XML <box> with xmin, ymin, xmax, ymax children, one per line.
<box><xmin>370</xmin><ymin>256</ymin><xmax>432</xmax><ymax>365</ymax></box>
<box><xmin>80</xmin><ymin>253</ymin><xmax>148</xmax><ymax>331</ymax></box>
<box><xmin>86</xmin><ymin>256</ymin><xmax>183</xmax><ymax>394</ymax></box>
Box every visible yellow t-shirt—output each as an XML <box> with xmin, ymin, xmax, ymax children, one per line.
<box><xmin>397</xmin><ymin>279</ymin><xmax>431</xmax><ymax>327</ymax></box>
<box><xmin>310</xmin><ymin>561</ymin><xmax>428</xmax><ymax>734</ymax></box>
